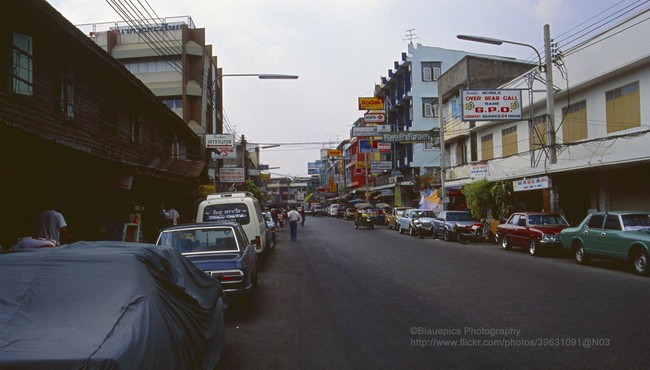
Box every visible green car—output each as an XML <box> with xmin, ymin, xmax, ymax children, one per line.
<box><xmin>560</xmin><ymin>211</ymin><xmax>650</xmax><ymax>275</ymax></box>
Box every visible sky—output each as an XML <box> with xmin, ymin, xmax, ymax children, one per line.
<box><xmin>45</xmin><ymin>0</ymin><xmax>649</xmax><ymax>178</ymax></box>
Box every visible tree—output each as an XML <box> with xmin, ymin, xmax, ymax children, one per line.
<box><xmin>244</xmin><ymin>180</ymin><xmax>265</xmax><ymax>203</ymax></box>
<box><xmin>462</xmin><ymin>179</ymin><xmax>492</xmax><ymax>220</ymax></box>
<box><xmin>462</xmin><ymin>179</ymin><xmax>516</xmax><ymax>220</ymax></box>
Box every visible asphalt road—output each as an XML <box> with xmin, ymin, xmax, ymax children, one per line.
<box><xmin>217</xmin><ymin>216</ymin><xmax>650</xmax><ymax>369</ymax></box>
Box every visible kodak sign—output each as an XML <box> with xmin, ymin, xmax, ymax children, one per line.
<box><xmin>358</xmin><ymin>97</ymin><xmax>384</xmax><ymax>110</ymax></box>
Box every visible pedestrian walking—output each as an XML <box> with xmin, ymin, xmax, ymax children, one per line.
<box><xmin>299</xmin><ymin>207</ymin><xmax>306</xmax><ymax>226</ymax></box>
<box><xmin>287</xmin><ymin>207</ymin><xmax>302</xmax><ymax>242</ymax></box>
<box><xmin>35</xmin><ymin>202</ymin><xmax>71</xmax><ymax>246</ymax></box>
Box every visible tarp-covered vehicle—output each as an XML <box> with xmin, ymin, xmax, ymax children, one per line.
<box><xmin>0</xmin><ymin>241</ymin><xmax>225</xmax><ymax>370</ymax></box>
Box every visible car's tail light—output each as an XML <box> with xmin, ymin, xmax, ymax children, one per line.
<box><xmin>209</xmin><ymin>270</ymin><xmax>244</xmax><ymax>284</ymax></box>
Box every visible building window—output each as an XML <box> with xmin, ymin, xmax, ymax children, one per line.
<box><xmin>422</xmin><ymin>98</ymin><xmax>437</xmax><ymax>117</ymax></box>
<box><xmin>163</xmin><ymin>97</ymin><xmax>183</xmax><ymax>110</ymax></box>
<box><xmin>421</xmin><ymin>62</ymin><xmax>441</xmax><ymax>82</ymax></box>
<box><xmin>60</xmin><ymin>67</ymin><xmax>74</xmax><ymax>119</ymax></box>
<box><xmin>606</xmin><ymin>81</ymin><xmax>640</xmax><ymax>133</ymax></box>
<box><xmin>561</xmin><ymin>100</ymin><xmax>587</xmax><ymax>142</ymax></box>
<box><xmin>130</xmin><ymin>112</ymin><xmax>142</xmax><ymax>145</ymax></box>
<box><xmin>530</xmin><ymin>115</ymin><xmax>548</xmax><ymax>151</ymax></box>
<box><xmin>451</xmin><ymin>98</ymin><xmax>460</xmax><ymax>119</ymax></box>
<box><xmin>455</xmin><ymin>143</ymin><xmax>466</xmax><ymax>165</ymax></box>
<box><xmin>501</xmin><ymin>126</ymin><xmax>518</xmax><ymax>157</ymax></box>
<box><xmin>12</xmin><ymin>33</ymin><xmax>33</xmax><ymax>96</ymax></box>
<box><xmin>481</xmin><ymin>134</ymin><xmax>494</xmax><ymax>161</ymax></box>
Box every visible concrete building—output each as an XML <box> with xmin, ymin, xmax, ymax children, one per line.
<box><xmin>440</xmin><ymin>9</ymin><xmax>650</xmax><ymax>224</ymax></box>
<box><xmin>82</xmin><ymin>16</ymin><xmax>222</xmax><ymax>183</ymax></box>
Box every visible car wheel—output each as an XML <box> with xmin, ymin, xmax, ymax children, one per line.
<box><xmin>443</xmin><ymin>229</ymin><xmax>452</xmax><ymax>242</ymax></box>
<box><xmin>631</xmin><ymin>248</ymin><xmax>650</xmax><ymax>275</ymax></box>
<box><xmin>529</xmin><ymin>238</ymin><xmax>539</xmax><ymax>256</ymax></box>
<box><xmin>501</xmin><ymin>235</ymin><xmax>511</xmax><ymax>250</ymax></box>
<box><xmin>574</xmin><ymin>243</ymin><xmax>589</xmax><ymax>265</ymax></box>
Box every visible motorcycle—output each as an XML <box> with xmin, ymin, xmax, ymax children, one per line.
<box><xmin>410</xmin><ymin>217</ymin><xmax>425</xmax><ymax>238</ymax></box>
<box><xmin>456</xmin><ymin>220</ymin><xmax>493</xmax><ymax>244</ymax></box>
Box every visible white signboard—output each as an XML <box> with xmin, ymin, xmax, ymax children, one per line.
<box><xmin>377</xmin><ymin>142</ymin><xmax>391</xmax><ymax>153</ymax></box>
<box><xmin>206</xmin><ymin>134</ymin><xmax>235</xmax><ymax>149</ymax></box>
<box><xmin>376</xmin><ymin>124</ymin><xmax>391</xmax><ymax>133</ymax></box>
<box><xmin>352</xmin><ymin>126</ymin><xmax>378</xmax><ymax>137</ymax></box>
<box><xmin>513</xmin><ymin>176</ymin><xmax>551</xmax><ymax>192</ymax></box>
<box><xmin>212</xmin><ymin>146</ymin><xmax>237</xmax><ymax>159</ymax></box>
<box><xmin>461</xmin><ymin>89</ymin><xmax>523</xmax><ymax>121</ymax></box>
<box><xmin>371</xmin><ymin>161</ymin><xmax>392</xmax><ymax>173</ymax></box>
<box><xmin>470</xmin><ymin>163</ymin><xmax>488</xmax><ymax>178</ymax></box>
<box><xmin>219</xmin><ymin>168</ymin><xmax>245</xmax><ymax>183</ymax></box>
<box><xmin>364</xmin><ymin>112</ymin><xmax>385</xmax><ymax>123</ymax></box>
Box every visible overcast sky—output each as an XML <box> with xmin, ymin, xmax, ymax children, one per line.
<box><xmin>45</xmin><ymin>0</ymin><xmax>648</xmax><ymax>177</ymax></box>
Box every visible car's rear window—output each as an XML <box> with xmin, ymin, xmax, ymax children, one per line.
<box><xmin>447</xmin><ymin>212</ymin><xmax>474</xmax><ymax>221</ymax></box>
<box><xmin>159</xmin><ymin>228</ymin><xmax>239</xmax><ymax>253</ymax></box>
<box><xmin>202</xmin><ymin>204</ymin><xmax>250</xmax><ymax>225</ymax></box>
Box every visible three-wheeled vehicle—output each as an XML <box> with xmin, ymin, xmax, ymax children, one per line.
<box><xmin>354</xmin><ymin>209</ymin><xmax>375</xmax><ymax>229</ymax></box>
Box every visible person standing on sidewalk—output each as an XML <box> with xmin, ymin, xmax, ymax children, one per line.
<box><xmin>287</xmin><ymin>206</ymin><xmax>302</xmax><ymax>242</ymax></box>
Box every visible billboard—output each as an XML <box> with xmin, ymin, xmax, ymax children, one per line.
<box><xmin>358</xmin><ymin>97</ymin><xmax>385</xmax><ymax>110</ymax></box>
<box><xmin>352</xmin><ymin>126</ymin><xmax>378</xmax><ymax>137</ymax></box>
<box><xmin>219</xmin><ymin>168</ymin><xmax>245</xmax><ymax>183</ymax></box>
<box><xmin>364</xmin><ymin>112</ymin><xmax>385</xmax><ymax>123</ymax></box>
<box><xmin>461</xmin><ymin>89</ymin><xmax>523</xmax><ymax>121</ymax></box>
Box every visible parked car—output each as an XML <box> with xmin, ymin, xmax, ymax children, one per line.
<box><xmin>386</xmin><ymin>207</ymin><xmax>410</xmax><ymax>230</ymax></box>
<box><xmin>432</xmin><ymin>211</ymin><xmax>476</xmax><ymax>241</ymax></box>
<box><xmin>312</xmin><ymin>204</ymin><xmax>326</xmax><ymax>216</ymax></box>
<box><xmin>0</xmin><ymin>242</ymin><xmax>226</xmax><ymax>369</ymax></box>
<box><xmin>560</xmin><ymin>211</ymin><xmax>650</xmax><ymax>275</ymax></box>
<box><xmin>497</xmin><ymin>212</ymin><xmax>570</xmax><ymax>256</ymax></box>
<box><xmin>196</xmin><ymin>191</ymin><xmax>269</xmax><ymax>255</ymax></box>
<box><xmin>157</xmin><ymin>222</ymin><xmax>258</xmax><ymax>297</ymax></box>
<box><xmin>397</xmin><ymin>209</ymin><xmax>436</xmax><ymax>236</ymax></box>
<box><xmin>328</xmin><ymin>204</ymin><xmax>341</xmax><ymax>217</ymax></box>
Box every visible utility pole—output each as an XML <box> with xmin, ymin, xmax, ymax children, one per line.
<box><xmin>241</xmin><ymin>134</ymin><xmax>247</xmax><ymax>185</ymax></box>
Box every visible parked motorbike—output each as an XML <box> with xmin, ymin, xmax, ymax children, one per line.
<box><xmin>410</xmin><ymin>217</ymin><xmax>425</xmax><ymax>239</ymax></box>
<box><xmin>456</xmin><ymin>220</ymin><xmax>493</xmax><ymax>244</ymax></box>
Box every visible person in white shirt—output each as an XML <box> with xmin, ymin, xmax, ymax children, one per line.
<box><xmin>35</xmin><ymin>204</ymin><xmax>70</xmax><ymax>246</ymax></box>
<box><xmin>287</xmin><ymin>207</ymin><xmax>302</xmax><ymax>242</ymax></box>
<box><xmin>165</xmin><ymin>207</ymin><xmax>180</xmax><ymax>226</ymax></box>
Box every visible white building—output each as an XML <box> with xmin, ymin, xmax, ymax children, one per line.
<box><xmin>441</xmin><ymin>9</ymin><xmax>650</xmax><ymax>223</ymax></box>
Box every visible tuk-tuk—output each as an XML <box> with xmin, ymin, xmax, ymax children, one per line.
<box><xmin>354</xmin><ymin>209</ymin><xmax>375</xmax><ymax>229</ymax></box>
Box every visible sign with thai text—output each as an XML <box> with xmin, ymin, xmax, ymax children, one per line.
<box><xmin>377</xmin><ymin>142</ymin><xmax>391</xmax><ymax>153</ymax></box>
<box><xmin>352</xmin><ymin>126</ymin><xmax>378</xmax><ymax>137</ymax></box>
<box><xmin>381</xmin><ymin>130</ymin><xmax>435</xmax><ymax>143</ymax></box>
<box><xmin>219</xmin><ymin>168</ymin><xmax>245</xmax><ymax>183</ymax></box>
<box><xmin>513</xmin><ymin>176</ymin><xmax>551</xmax><ymax>192</ymax></box>
<box><xmin>461</xmin><ymin>89</ymin><xmax>523</xmax><ymax>121</ymax></box>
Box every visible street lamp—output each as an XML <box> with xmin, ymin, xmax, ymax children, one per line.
<box><xmin>456</xmin><ymin>26</ymin><xmax>555</xmax><ymax>164</ymax></box>
<box><xmin>457</xmin><ymin>25</ymin><xmax>557</xmax><ymax>212</ymax></box>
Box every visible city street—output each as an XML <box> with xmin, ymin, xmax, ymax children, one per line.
<box><xmin>218</xmin><ymin>216</ymin><xmax>650</xmax><ymax>369</ymax></box>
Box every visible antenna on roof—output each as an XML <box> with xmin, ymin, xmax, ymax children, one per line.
<box><xmin>404</xmin><ymin>29</ymin><xmax>420</xmax><ymax>44</ymax></box>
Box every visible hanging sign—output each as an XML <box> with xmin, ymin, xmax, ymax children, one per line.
<box><xmin>461</xmin><ymin>89</ymin><xmax>523</xmax><ymax>121</ymax></box>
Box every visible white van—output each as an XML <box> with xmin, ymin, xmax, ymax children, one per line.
<box><xmin>328</xmin><ymin>204</ymin><xmax>340</xmax><ymax>217</ymax></box>
<box><xmin>196</xmin><ymin>192</ymin><xmax>268</xmax><ymax>255</ymax></box>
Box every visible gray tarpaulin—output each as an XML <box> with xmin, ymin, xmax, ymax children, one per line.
<box><xmin>0</xmin><ymin>241</ymin><xmax>225</xmax><ymax>370</ymax></box>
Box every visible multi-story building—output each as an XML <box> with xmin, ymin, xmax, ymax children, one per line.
<box><xmin>440</xmin><ymin>9</ymin><xmax>650</xmax><ymax>224</ymax></box>
<box><xmin>0</xmin><ymin>0</ymin><xmax>205</xmax><ymax>246</ymax></box>
<box><xmin>83</xmin><ymin>16</ymin><xmax>221</xmax><ymax>183</ymax></box>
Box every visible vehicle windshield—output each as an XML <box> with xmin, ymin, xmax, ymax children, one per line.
<box><xmin>159</xmin><ymin>228</ymin><xmax>238</xmax><ymax>253</ymax></box>
<box><xmin>622</xmin><ymin>214</ymin><xmax>650</xmax><ymax>230</ymax></box>
<box><xmin>527</xmin><ymin>214</ymin><xmax>569</xmax><ymax>226</ymax></box>
<box><xmin>447</xmin><ymin>212</ymin><xmax>474</xmax><ymax>221</ymax></box>
<box><xmin>413</xmin><ymin>210</ymin><xmax>435</xmax><ymax>217</ymax></box>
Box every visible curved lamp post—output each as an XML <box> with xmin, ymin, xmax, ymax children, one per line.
<box><xmin>457</xmin><ymin>26</ymin><xmax>557</xmax><ymax>213</ymax></box>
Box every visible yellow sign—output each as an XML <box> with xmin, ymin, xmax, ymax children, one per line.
<box><xmin>329</xmin><ymin>178</ymin><xmax>337</xmax><ymax>193</ymax></box>
<box><xmin>358</xmin><ymin>97</ymin><xmax>385</xmax><ymax>110</ymax></box>
<box><xmin>198</xmin><ymin>184</ymin><xmax>216</xmax><ymax>197</ymax></box>
<box><xmin>261</xmin><ymin>173</ymin><xmax>271</xmax><ymax>180</ymax></box>
<box><xmin>328</xmin><ymin>149</ymin><xmax>343</xmax><ymax>157</ymax></box>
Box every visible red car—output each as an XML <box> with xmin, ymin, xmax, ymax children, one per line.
<box><xmin>496</xmin><ymin>212</ymin><xmax>570</xmax><ymax>256</ymax></box>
